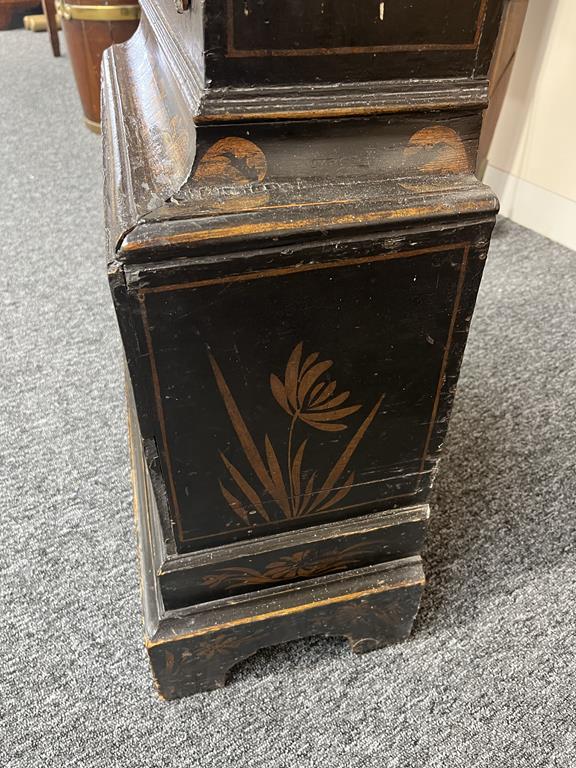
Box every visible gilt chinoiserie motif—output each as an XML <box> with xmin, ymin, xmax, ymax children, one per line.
<box><xmin>194</xmin><ymin>137</ymin><xmax>268</xmax><ymax>185</ymax></box>
<box><xmin>211</xmin><ymin>342</ymin><xmax>383</xmax><ymax>524</ymax></box>
<box><xmin>202</xmin><ymin>541</ymin><xmax>384</xmax><ymax>591</ymax></box>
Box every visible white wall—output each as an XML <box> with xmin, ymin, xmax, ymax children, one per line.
<box><xmin>483</xmin><ymin>0</ymin><xmax>576</xmax><ymax>249</ymax></box>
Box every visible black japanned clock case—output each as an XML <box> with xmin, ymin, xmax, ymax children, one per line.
<box><xmin>102</xmin><ymin>0</ymin><xmax>503</xmax><ymax>698</ymax></box>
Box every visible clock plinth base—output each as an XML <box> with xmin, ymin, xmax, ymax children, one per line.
<box><xmin>129</xmin><ymin>400</ymin><xmax>425</xmax><ymax>700</ymax></box>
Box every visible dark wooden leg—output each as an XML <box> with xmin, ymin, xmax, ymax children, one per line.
<box><xmin>41</xmin><ymin>0</ymin><xmax>60</xmax><ymax>56</ymax></box>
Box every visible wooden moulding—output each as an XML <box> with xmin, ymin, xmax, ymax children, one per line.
<box><xmin>101</xmin><ymin>0</ymin><xmax>505</xmax><ymax>246</ymax></box>
<box><xmin>197</xmin><ymin>79</ymin><xmax>490</xmax><ymax>123</ymax></box>
<box><xmin>128</xmin><ymin>387</ymin><xmax>425</xmax><ymax>698</ymax></box>
<box><xmin>158</xmin><ymin>503</ymin><xmax>429</xmax><ymax>610</ymax></box>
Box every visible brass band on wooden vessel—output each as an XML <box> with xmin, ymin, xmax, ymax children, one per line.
<box><xmin>55</xmin><ymin>0</ymin><xmax>139</xmax><ymax>132</ymax></box>
<box><xmin>56</xmin><ymin>0</ymin><xmax>139</xmax><ymax>21</ymax></box>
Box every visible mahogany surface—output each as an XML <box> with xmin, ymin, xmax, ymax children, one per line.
<box><xmin>0</xmin><ymin>0</ymin><xmax>41</xmax><ymax>30</ymax></box>
<box><xmin>59</xmin><ymin>0</ymin><xmax>139</xmax><ymax>128</ymax></box>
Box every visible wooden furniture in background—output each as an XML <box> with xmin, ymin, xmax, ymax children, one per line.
<box><xmin>0</xmin><ymin>0</ymin><xmax>41</xmax><ymax>29</ymax></box>
<box><xmin>41</xmin><ymin>0</ymin><xmax>59</xmax><ymax>55</ymax></box>
<box><xmin>102</xmin><ymin>0</ymin><xmax>506</xmax><ymax>699</ymax></box>
<box><xmin>55</xmin><ymin>0</ymin><xmax>139</xmax><ymax>131</ymax></box>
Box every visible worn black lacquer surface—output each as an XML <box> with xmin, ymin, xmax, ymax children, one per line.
<box><xmin>204</xmin><ymin>0</ymin><xmax>503</xmax><ymax>84</ymax></box>
<box><xmin>128</xmin><ymin>239</ymin><xmax>475</xmax><ymax>550</ymax></box>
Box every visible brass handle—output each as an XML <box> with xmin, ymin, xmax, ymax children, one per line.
<box><xmin>55</xmin><ymin>0</ymin><xmax>140</xmax><ymax>21</ymax></box>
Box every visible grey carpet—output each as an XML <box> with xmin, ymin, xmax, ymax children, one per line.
<box><xmin>2</xmin><ymin>28</ymin><xmax>576</xmax><ymax>768</ymax></box>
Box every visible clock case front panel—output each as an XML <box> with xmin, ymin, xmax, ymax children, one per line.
<box><xmin>125</xmin><ymin>229</ymin><xmax>484</xmax><ymax>553</ymax></box>
<box><xmin>203</xmin><ymin>0</ymin><xmax>503</xmax><ymax>85</ymax></box>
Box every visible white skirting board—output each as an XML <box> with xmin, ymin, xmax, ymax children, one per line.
<box><xmin>483</xmin><ymin>164</ymin><xmax>576</xmax><ymax>251</ymax></box>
